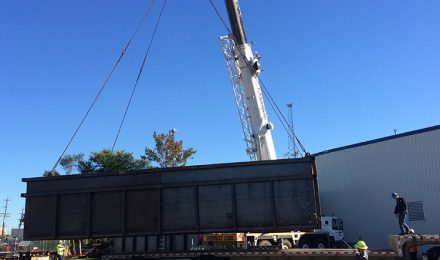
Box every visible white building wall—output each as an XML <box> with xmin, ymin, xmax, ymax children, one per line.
<box><xmin>11</xmin><ymin>228</ymin><xmax>24</xmax><ymax>240</ymax></box>
<box><xmin>316</xmin><ymin>127</ymin><xmax>440</xmax><ymax>248</ymax></box>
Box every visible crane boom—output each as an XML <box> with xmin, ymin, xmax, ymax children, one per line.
<box><xmin>222</xmin><ymin>0</ymin><xmax>277</xmax><ymax>161</ymax></box>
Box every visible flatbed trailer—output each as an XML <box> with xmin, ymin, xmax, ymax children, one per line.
<box><xmin>388</xmin><ymin>234</ymin><xmax>440</xmax><ymax>258</ymax></box>
<box><xmin>106</xmin><ymin>234</ymin><xmax>440</xmax><ymax>260</ymax></box>
<box><xmin>105</xmin><ymin>249</ymin><xmax>394</xmax><ymax>260</ymax></box>
<box><xmin>0</xmin><ymin>251</ymin><xmax>50</xmax><ymax>260</ymax></box>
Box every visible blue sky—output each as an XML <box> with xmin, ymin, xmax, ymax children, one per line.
<box><xmin>1</xmin><ymin>0</ymin><xmax>439</xmax><ymax>231</ymax></box>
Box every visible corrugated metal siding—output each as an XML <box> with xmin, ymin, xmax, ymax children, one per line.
<box><xmin>316</xmin><ymin>128</ymin><xmax>440</xmax><ymax>248</ymax></box>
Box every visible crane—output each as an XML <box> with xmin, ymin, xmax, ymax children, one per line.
<box><xmin>216</xmin><ymin>1</ymin><xmax>346</xmax><ymax>249</ymax></box>
<box><xmin>221</xmin><ymin>0</ymin><xmax>277</xmax><ymax>161</ymax></box>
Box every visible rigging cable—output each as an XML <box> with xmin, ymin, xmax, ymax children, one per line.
<box><xmin>209</xmin><ymin>0</ymin><xmax>232</xmax><ymax>33</ymax></box>
<box><xmin>51</xmin><ymin>0</ymin><xmax>157</xmax><ymax>171</ymax></box>
<box><xmin>260</xmin><ymin>79</ymin><xmax>306</xmax><ymax>156</ymax></box>
<box><xmin>111</xmin><ymin>0</ymin><xmax>167</xmax><ymax>152</ymax></box>
<box><xmin>208</xmin><ymin>0</ymin><xmax>307</xmax><ymax>156</ymax></box>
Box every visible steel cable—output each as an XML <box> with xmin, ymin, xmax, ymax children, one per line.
<box><xmin>111</xmin><ymin>0</ymin><xmax>167</xmax><ymax>152</ymax></box>
<box><xmin>51</xmin><ymin>0</ymin><xmax>157</xmax><ymax>171</ymax></box>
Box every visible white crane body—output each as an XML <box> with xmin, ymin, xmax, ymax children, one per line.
<box><xmin>222</xmin><ymin>0</ymin><xmax>276</xmax><ymax>161</ymax></box>
<box><xmin>233</xmin><ymin>43</ymin><xmax>277</xmax><ymax>161</ymax></box>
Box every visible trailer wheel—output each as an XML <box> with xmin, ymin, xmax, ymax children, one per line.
<box><xmin>257</xmin><ymin>240</ymin><xmax>272</xmax><ymax>247</ymax></box>
<box><xmin>281</xmin><ymin>239</ymin><xmax>292</xmax><ymax>249</ymax></box>
<box><xmin>299</xmin><ymin>239</ymin><xmax>311</xmax><ymax>248</ymax></box>
<box><xmin>316</xmin><ymin>241</ymin><xmax>326</xmax><ymax>249</ymax></box>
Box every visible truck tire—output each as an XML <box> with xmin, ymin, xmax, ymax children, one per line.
<box><xmin>329</xmin><ymin>237</ymin><xmax>336</xmax><ymax>248</ymax></box>
<box><xmin>427</xmin><ymin>246</ymin><xmax>440</xmax><ymax>260</ymax></box>
<box><xmin>299</xmin><ymin>239</ymin><xmax>312</xmax><ymax>249</ymax></box>
<box><xmin>281</xmin><ymin>239</ymin><xmax>293</xmax><ymax>249</ymax></box>
<box><xmin>258</xmin><ymin>240</ymin><xmax>272</xmax><ymax>247</ymax></box>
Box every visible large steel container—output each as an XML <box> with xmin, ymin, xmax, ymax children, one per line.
<box><xmin>22</xmin><ymin>157</ymin><xmax>321</xmax><ymax>240</ymax></box>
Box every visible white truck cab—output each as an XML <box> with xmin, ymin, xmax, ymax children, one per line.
<box><xmin>319</xmin><ymin>216</ymin><xmax>345</xmax><ymax>244</ymax></box>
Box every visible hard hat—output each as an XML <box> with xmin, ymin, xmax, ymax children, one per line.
<box><xmin>59</xmin><ymin>240</ymin><xmax>63</xmax><ymax>244</ymax></box>
<box><xmin>355</xmin><ymin>240</ymin><xmax>368</xmax><ymax>250</ymax></box>
<box><xmin>392</xmin><ymin>192</ymin><xmax>398</xmax><ymax>198</ymax></box>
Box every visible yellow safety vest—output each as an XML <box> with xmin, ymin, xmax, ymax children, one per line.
<box><xmin>57</xmin><ymin>244</ymin><xmax>65</xmax><ymax>255</ymax></box>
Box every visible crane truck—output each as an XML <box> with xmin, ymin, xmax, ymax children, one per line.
<box><xmin>198</xmin><ymin>0</ymin><xmax>345</xmax><ymax>250</ymax></box>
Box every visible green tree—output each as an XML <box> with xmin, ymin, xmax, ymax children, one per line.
<box><xmin>87</xmin><ymin>149</ymin><xmax>148</xmax><ymax>173</ymax></box>
<box><xmin>43</xmin><ymin>170</ymin><xmax>60</xmax><ymax>177</ymax></box>
<box><xmin>143</xmin><ymin>130</ymin><xmax>196</xmax><ymax>168</ymax></box>
<box><xmin>44</xmin><ymin>149</ymin><xmax>149</xmax><ymax>176</ymax></box>
<box><xmin>59</xmin><ymin>153</ymin><xmax>85</xmax><ymax>174</ymax></box>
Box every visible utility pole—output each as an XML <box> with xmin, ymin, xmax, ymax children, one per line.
<box><xmin>18</xmin><ymin>208</ymin><xmax>24</xmax><ymax>230</ymax></box>
<box><xmin>1</xmin><ymin>197</ymin><xmax>11</xmax><ymax>239</ymax></box>
<box><xmin>285</xmin><ymin>103</ymin><xmax>299</xmax><ymax>158</ymax></box>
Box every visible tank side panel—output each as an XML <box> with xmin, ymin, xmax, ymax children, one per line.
<box><xmin>162</xmin><ymin>187</ymin><xmax>196</xmax><ymax>232</ymax></box>
<box><xmin>58</xmin><ymin>193</ymin><xmax>88</xmax><ymax>237</ymax></box>
<box><xmin>274</xmin><ymin>179</ymin><xmax>319</xmax><ymax>226</ymax></box>
<box><xmin>23</xmin><ymin>158</ymin><xmax>320</xmax><ymax>239</ymax></box>
<box><xmin>24</xmin><ymin>196</ymin><xmax>56</xmax><ymax>240</ymax></box>
<box><xmin>25</xmin><ymin>161</ymin><xmax>312</xmax><ymax>194</ymax></box>
<box><xmin>26</xmin><ymin>173</ymin><xmax>161</xmax><ymax>194</ymax></box>
<box><xmin>126</xmin><ymin>189</ymin><xmax>159</xmax><ymax>234</ymax></box>
<box><xmin>198</xmin><ymin>184</ymin><xmax>233</xmax><ymax>230</ymax></box>
<box><xmin>236</xmin><ymin>182</ymin><xmax>272</xmax><ymax>228</ymax></box>
<box><xmin>91</xmin><ymin>191</ymin><xmax>123</xmax><ymax>236</ymax></box>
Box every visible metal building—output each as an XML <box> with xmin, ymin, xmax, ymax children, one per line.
<box><xmin>315</xmin><ymin>125</ymin><xmax>440</xmax><ymax>248</ymax></box>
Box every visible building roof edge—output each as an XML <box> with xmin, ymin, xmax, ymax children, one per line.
<box><xmin>314</xmin><ymin>125</ymin><xmax>440</xmax><ymax>157</ymax></box>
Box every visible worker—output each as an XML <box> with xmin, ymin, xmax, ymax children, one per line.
<box><xmin>354</xmin><ymin>240</ymin><xmax>369</xmax><ymax>260</ymax></box>
<box><xmin>392</xmin><ymin>192</ymin><xmax>412</xmax><ymax>235</ymax></box>
<box><xmin>56</xmin><ymin>240</ymin><xmax>65</xmax><ymax>260</ymax></box>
